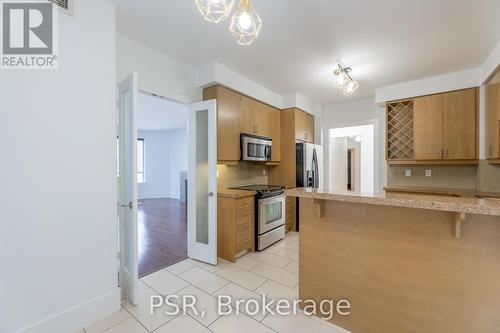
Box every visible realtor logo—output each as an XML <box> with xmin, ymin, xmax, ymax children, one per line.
<box><xmin>1</xmin><ymin>0</ymin><xmax>58</xmax><ymax>69</ymax></box>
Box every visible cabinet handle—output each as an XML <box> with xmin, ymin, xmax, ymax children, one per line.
<box><xmin>489</xmin><ymin>145</ymin><xmax>492</xmax><ymax>157</ymax></box>
<box><xmin>441</xmin><ymin>149</ymin><xmax>444</xmax><ymax>159</ymax></box>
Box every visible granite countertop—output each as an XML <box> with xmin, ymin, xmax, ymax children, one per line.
<box><xmin>286</xmin><ymin>187</ymin><xmax>500</xmax><ymax>216</ymax></box>
<box><xmin>384</xmin><ymin>185</ymin><xmax>500</xmax><ymax>198</ymax></box>
<box><xmin>218</xmin><ymin>189</ymin><xmax>257</xmax><ymax>199</ymax></box>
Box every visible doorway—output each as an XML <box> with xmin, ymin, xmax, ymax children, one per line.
<box><xmin>117</xmin><ymin>72</ymin><xmax>218</xmax><ymax>304</ymax></box>
<box><xmin>136</xmin><ymin>92</ymin><xmax>189</xmax><ymax>277</ymax></box>
<box><xmin>329</xmin><ymin>125</ymin><xmax>374</xmax><ymax>192</ymax></box>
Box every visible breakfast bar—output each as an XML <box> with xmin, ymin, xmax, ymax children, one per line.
<box><xmin>287</xmin><ymin>188</ymin><xmax>500</xmax><ymax>333</ymax></box>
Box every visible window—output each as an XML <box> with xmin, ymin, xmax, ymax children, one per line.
<box><xmin>137</xmin><ymin>138</ymin><xmax>145</xmax><ymax>183</ymax></box>
<box><xmin>116</xmin><ymin>137</ymin><xmax>146</xmax><ymax>184</ymax></box>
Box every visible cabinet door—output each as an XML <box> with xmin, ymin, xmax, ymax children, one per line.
<box><xmin>305</xmin><ymin>113</ymin><xmax>315</xmax><ymax>143</ymax></box>
<box><xmin>255</xmin><ymin>102</ymin><xmax>270</xmax><ymax>138</ymax></box>
<box><xmin>413</xmin><ymin>95</ymin><xmax>443</xmax><ymax>160</ymax></box>
<box><xmin>295</xmin><ymin>109</ymin><xmax>308</xmax><ymax>142</ymax></box>
<box><xmin>443</xmin><ymin>89</ymin><xmax>477</xmax><ymax>160</ymax></box>
<box><xmin>267</xmin><ymin>106</ymin><xmax>281</xmax><ymax>161</ymax></box>
<box><xmin>487</xmin><ymin>83</ymin><xmax>500</xmax><ymax>159</ymax></box>
<box><xmin>239</xmin><ymin>95</ymin><xmax>257</xmax><ymax>135</ymax></box>
<box><xmin>203</xmin><ymin>86</ymin><xmax>241</xmax><ymax>162</ymax></box>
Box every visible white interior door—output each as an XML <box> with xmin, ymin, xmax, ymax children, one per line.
<box><xmin>187</xmin><ymin>100</ymin><xmax>218</xmax><ymax>265</ymax></box>
<box><xmin>118</xmin><ymin>72</ymin><xmax>138</xmax><ymax>305</ymax></box>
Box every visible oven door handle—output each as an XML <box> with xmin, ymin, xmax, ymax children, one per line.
<box><xmin>258</xmin><ymin>194</ymin><xmax>286</xmax><ymax>204</ymax></box>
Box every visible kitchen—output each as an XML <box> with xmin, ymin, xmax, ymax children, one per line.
<box><xmin>205</xmin><ymin>50</ymin><xmax>500</xmax><ymax>333</ymax></box>
<box><xmin>4</xmin><ymin>1</ymin><xmax>500</xmax><ymax>333</ymax></box>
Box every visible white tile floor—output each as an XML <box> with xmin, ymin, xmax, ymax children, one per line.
<box><xmin>82</xmin><ymin>232</ymin><xmax>349</xmax><ymax>333</ymax></box>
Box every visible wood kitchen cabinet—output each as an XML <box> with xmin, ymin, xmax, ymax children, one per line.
<box><xmin>217</xmin><ymin>193</ymin><xmax>255</xmax><ymax>262</ymax></box>
<box><xmin>487</xmin><ymin>69</ymin><xmax>500</xmax><ymax>162</ymax></box>
<box><xmin>413</xmin><ymin>94</ymin><xmax>443</xmax><ymax>160</ymax></box>
<box><xmin>295</xmin><ymin>108</ymin><xmax>315</xmax><ymax>143</ymax></box>
<box><xmin>203</xmin><ymin>85</ymin><xmax>281</xmax><ymax>164</ymax></box>
<box><xmin>387</xmin><ymin>88</ymin><xmax>478</xmax><ymax>164</ymax></box>
<box><xmin>203</xmin><ymin>85</ymin><xmax>241</xmax><ymax>164</ymax></box>
<box><xmin>443</xmin><ymin>89</ymin><xmax>477</xmax><ymax>160</ymax></box>
<box><xmin>239</xmin><ymin>95</ymin><xmax>270</xmax><ymax>137</ymax></box>
<box><xmin>267</xmin><ymin>105</ymin><xmax>281</xmax><ymax>162</ymax></box>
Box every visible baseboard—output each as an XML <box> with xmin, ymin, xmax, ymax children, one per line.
<box><xmin>14</xmin><ymin>288</ymin><xmax>120</xmax><ymax>333</ymax></box>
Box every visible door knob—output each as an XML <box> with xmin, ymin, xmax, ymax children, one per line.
<box><xmin>120</xmin><ymin>201</ymin><xmax>133</xmax><ymax>209</ymax></box>
<box><xmin>208</xmin><ymin>192</ymin><xmax>214</xmax><ymax>197</ymax></box>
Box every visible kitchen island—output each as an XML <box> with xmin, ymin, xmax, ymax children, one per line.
<box><xmin>287</xmin><ymin>188</ymin><xmax>500</xmax><ymax>333</ymax></box>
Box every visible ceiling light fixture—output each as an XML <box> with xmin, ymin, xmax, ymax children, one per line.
<box><xmin>229</xmin><ymin>0</ymin><xmax>262</xmax><ymax>46</ymax></box>
<box><xmin>333</xmin><ymin>65</ymin><xmax>359</xmax><ymax>97</ymax></box>
<box><xmin>195</xmin><ymin>0</ymin><xmax>235</xmax><ymax>23</ymax></box>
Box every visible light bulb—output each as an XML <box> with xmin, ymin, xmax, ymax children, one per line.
<box><xmin>335</xmin><ymin>73</ymin><xmax>348</xmax><ymax>89</ymax></box>
<box><xmin>342</xmin><ymin>80</ymin><xmax>359</xmax><ymax>96</ymax></box>
<box><xmin>355</xmin><ymin>136</ymin><xmax>362</xmax><ymax>143</ymax></box>
<box><xmin>238</xmin><ymin>11</ymin><xmax>252</xmax><ymax>30</ymax></box>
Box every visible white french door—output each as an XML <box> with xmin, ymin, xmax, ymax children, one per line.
<box><xmin>118</xmin><ymin>72</ymin><xmax>139</xmax><ymax>305</ymax></box>
<box><xmin>187</xmin><ymin>100</ymin><xmax>218</xmax><ymax>265</ymax></box>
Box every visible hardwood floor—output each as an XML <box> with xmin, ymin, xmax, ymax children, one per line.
<box><xmin>138</xmin><ymin>198</ymin><xmax>187</xmax><ymax>277</ymax></box>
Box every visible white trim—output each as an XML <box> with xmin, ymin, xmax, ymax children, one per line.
<box><xmin>14</xmin><ymin>288</ymin><xmax>120</xmax><ymax>333</ymax></box>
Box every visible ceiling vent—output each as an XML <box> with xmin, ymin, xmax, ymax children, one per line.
<box><xmin>50</xmin><ymin>0</ymin><xmax>73</xmax><ymax>16</ymax></box>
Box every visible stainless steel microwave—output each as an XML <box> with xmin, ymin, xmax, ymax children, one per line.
<box><xmin>241</xmin><ymin>134</ymin><xmax>272</xmax><ymax>162</ymax></box>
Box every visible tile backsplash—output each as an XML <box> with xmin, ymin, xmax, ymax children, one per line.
<box><xmin>387</xmin><ymin>160</ymin><xmax>500</xmax><ymax>192</ymax></box>
<box><xmin>217</xmin><ymin>162</ymin><xmax>268</xmax><ymax>189</ymax></box>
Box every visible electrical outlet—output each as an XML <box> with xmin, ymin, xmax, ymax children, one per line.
<box><xmin>405</xmin><ymin>169</ymin><xmax>412</xmax><ymax>177</ymax></box>
<box><xmin>263</xmin><ymin>168</ymin><xmax>267</xmax><ymax>176</ymax></box>
<box><xmin>425</xmin><ymin>169</ymin><xmax>432</xmax><ymax>177</ymax></box>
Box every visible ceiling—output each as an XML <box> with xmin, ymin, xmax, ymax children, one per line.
<box><xmin>138</xmin><ymin>93</ymin><xmax>187</xmax><ymax>131</ymax></box>
<box><xmin>109</xmin><ymin>0</ymin><xmax>500</xmax><ymax>105</ymax></box>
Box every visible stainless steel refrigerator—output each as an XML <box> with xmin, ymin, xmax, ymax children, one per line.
<box><xmin>295</xmin><ymin>142</ymin><xmax>323</xmax><ymax>230</ymax></box>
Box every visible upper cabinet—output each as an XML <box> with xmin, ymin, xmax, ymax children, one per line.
<box><xmin>203</xmin><ymin>85</ymin><xmax>241</xmax><ymax>164</ymax></box>
<box><xmin>487</xmin><ymin>70</ymin><xmax>500</xmax><ymax>163</ymax></box>
<box><xmin>266</xmin><ymin>104</ymin><xmax>281</xmax><ymax>162</ymax></box>
<box><xmin>295</xmin><ymin>109</ymin><xmax>315</xmax><ymax>143</ymax></box>
<box><xmin>239</xmin><ymin>96</ymin><xmax>270</xmax><ymax>137</ymax></box>
<box><xmin>387</xmin><ymin>88</ymin><xmax>478</xmax><ymax>164</ymax></box>
<box><xmin>203</xmin><ymin>85</ymin><xmax>281</xmax><ymax>164</ymax></box>
<box><xmin>413</xmin><ymin>95</ymin><xmax>443</xmax><ymax>160</ymax></box>
<box><xmin>442</xmin><ymin>89</ymin><xmax>477</xmax><ymax>160</ymax></box>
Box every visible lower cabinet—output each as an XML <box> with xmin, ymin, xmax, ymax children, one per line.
<box><xmin>218</xmin><ymin>194</ymin><xmax>255</xmax><ymax>262</ymax></box>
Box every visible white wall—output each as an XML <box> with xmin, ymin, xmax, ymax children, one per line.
<box><xmin>116</xmin><ymin>34</ymin><xmax>200</xmax><ymax>104</ymax></box>
<box><xmin>0</xmin><ymin>1</ymin><xmax>119</xmax><ymax>332</ymax></box>
<box><xmin>375</xmin><ymin>68</ymin><xmax>482</xmax><ymax>105</ymax></box>
<box><xmin>138</xmin><ymin>130</ymin><xmax>188</xmax><ymax>200</ymax></box>
<box><xmin>481</xmin><ymin>39</ymin><xmax>500</xmax><ymax>83</ymax></box>
<box><xmin>322</xmin><ymin>98</ymin><xmax>386</xmax><ymax>192</ymax></box>
<box><xmin>330</xmin><ymin>137</ymin><xmax>348</xmax><ymax>190</ymax></box>
<box><xmin>197</xmin><ymin>62</ymin><xmax>317</xmax><ymax>115</ymax></box>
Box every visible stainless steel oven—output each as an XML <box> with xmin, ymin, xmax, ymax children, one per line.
<box><xmin>230</xmin><ymin>185</ymin><xmax>286</xmax><ymax>251</ymax></box>
<box><xmin>258</xmin><ymin>194</ymin><xmax>285</xmax><ymax>234</ymax></box>
<box><xmin>241</xmin><ymin>134</ymin><xmax>272</xmax><ymax>162</ymax></box>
